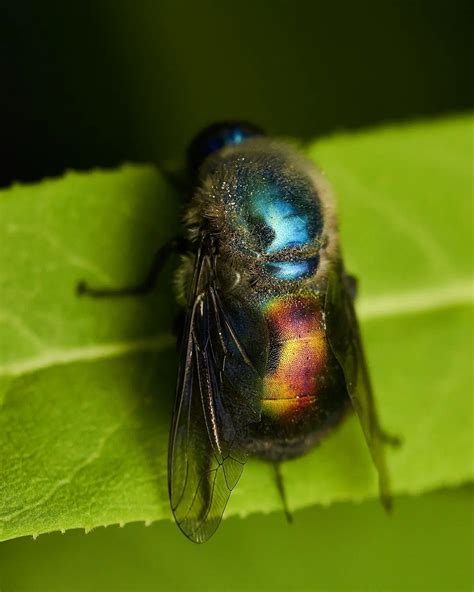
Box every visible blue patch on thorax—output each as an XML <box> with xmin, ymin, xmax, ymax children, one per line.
<box><xmin>217</xmin><ymin>148</ymin><xmax>323</xmax><ymax>280</ymax></box>
<box><xmin>266</xmin><ymin>257</ymin><xmax>319</xmax><ymax>280</ymax></box>
<box><xmin>247</xmin><ymin>187</ymin><xmax>322</xmax><ymax>280</ymax></box>
<box><xmin>251</xmin><ymin>193</ymin><xmax>313</xmax><ymax>253</ymax></box>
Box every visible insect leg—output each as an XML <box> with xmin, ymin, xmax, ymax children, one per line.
<box><xmin>273</xmin><ymin>462</ymin><xmax>293</xmax><ymax>524</ymax></box>
<box><xmin>376</xmin><ymin>427</ymin><xmax>402</xmax><ymax>447</ymax></box>
<box><xmin>76</xmin><ymin>237</ymin><xmax>186</xmax><ymax>298</ymax></box>
<box><xmin>344</xmin><ymin>274</ymin><xmax>358</xmax><ymax>300</ymax></box>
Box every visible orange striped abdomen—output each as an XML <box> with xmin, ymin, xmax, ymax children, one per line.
<box><xmin>262</xmin><ymin>293</ymin><xmax>328</xmax><ymax>419</ymax></box>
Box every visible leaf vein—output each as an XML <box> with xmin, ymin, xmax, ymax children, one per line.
<box><xmin>0</xmin><ymin>334</ymin><xmax>175</xmax><ymax>377</ymax></box>
<box><xmin>0</xmin><ymin>419</ymin><xmax>127</xmax><ymax>525</ymax></box>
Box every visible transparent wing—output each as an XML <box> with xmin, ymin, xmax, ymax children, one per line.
<box><xmin>325</xmin><ymin>265</ymin><xmax>392</xmax><ymax>510</ymax></box>
<box><xmin>168</xmin><ymin>240</ymin><xmax>266</xmax><ymax>543</ymax></box>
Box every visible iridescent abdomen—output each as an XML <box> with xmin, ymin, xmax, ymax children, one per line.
<box><xmin>239</xmin><ymin>289</ymin><xmax>348</xmax><ymax>461</ymax></box>
<box><xmin>261</xmin><ymin>294</ymin><xmax>328</xmax><ymax>418</ymax></box>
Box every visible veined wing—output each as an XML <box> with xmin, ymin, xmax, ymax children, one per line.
<box><xmin>168</xmin><ymin>239</ymin><xmax>266</xmax><ymax>543</ymax></box>
<box><xmin>325</xmin><ymin>265</ymin><xmax>393</xmax><ymax>510</ymax></box>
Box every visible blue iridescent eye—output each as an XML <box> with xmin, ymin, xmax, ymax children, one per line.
<box><xmin>187</xmin><ymin>121</ymin><xmax>263</xmax><ymax>173</ymax></box>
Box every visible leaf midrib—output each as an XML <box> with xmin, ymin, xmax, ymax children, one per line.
<box><xmin>0</xmin><ymin>280</ymin><xmax>471</xmax><ymax>378</ymax></box>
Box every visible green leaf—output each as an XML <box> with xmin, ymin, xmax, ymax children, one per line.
<box><xmin>0</xmin><ymin>115</ymin><xmax>472</xmax><ymax>542</ymax></box>
<box><xmin>1</xmin><ymin>487</ymin><xmax>472</xmax><ymax>592</ymax></box>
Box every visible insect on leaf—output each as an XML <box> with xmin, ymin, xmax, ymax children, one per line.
<box><xmin>0</xmin><ymin>115</ymin><xmax>472</xmax><ymax>542</ymax></box>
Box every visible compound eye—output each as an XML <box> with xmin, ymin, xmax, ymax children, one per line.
<box><xmin>187</xmin><ymin>121</ymin><xmax>263</xmax><ymax>173</ymax></box>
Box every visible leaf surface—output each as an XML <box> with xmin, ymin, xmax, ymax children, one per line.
<box><xmin>0</xmin><ymin>115</ymin><xmax>472</xmax><ymax>541</ymax></box>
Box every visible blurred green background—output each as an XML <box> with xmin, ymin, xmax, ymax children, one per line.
<box><xmin>0</xmin><ymin>1</ymin><xmax>472</xmax><ymax>590</ymax></box>
<box><xmin>1</xmin><ymin>0</ymin><xmax>472</xmax><ymax>186</ymax></box>
<box><xmin>0</xmin><ymin>488</ymin><xmax>472</xmax><ymax>591</ymax></box>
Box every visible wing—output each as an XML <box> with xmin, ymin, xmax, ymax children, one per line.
<box><xmin>324</xmin><ymin>265</ymin><xmax>393</xmax><ymax>510</ymax></box>
<box><xmin>168</xmin><ymin>239</ymin><xmax>266</xmax><ymax>543</ymax></box>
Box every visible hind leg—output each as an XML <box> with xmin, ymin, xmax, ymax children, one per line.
<box><xmin>273</xmin><ymin>462</ymin><xmax>293</xmax><ymax>524</ymax></box>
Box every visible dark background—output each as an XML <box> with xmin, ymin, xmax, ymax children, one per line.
<box><xmin>1</xmin><ymin>0</ymin><xmax>472</xmax><ymax>188</ymax></box>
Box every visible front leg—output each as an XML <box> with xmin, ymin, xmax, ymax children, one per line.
<box><xmin>376</xmin><ymin>426</ymin><xmax>402</xmax><ymax>447</ymax></box>
<box><xmin>76</xmin><ymin>237</ymin><xmax>186</xmax><ymax>298</ymax></box>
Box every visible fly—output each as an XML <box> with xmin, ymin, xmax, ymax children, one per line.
<box><xmin>77</xmin><ymin>121</ymin><xmax>399</xmax><ymax>543</ymax></box>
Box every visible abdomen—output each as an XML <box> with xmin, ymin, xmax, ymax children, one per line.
<box><xmin>243</xmin><ymin>290</ymin><xmax>349</xmax><ymax>461</ymax></box>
